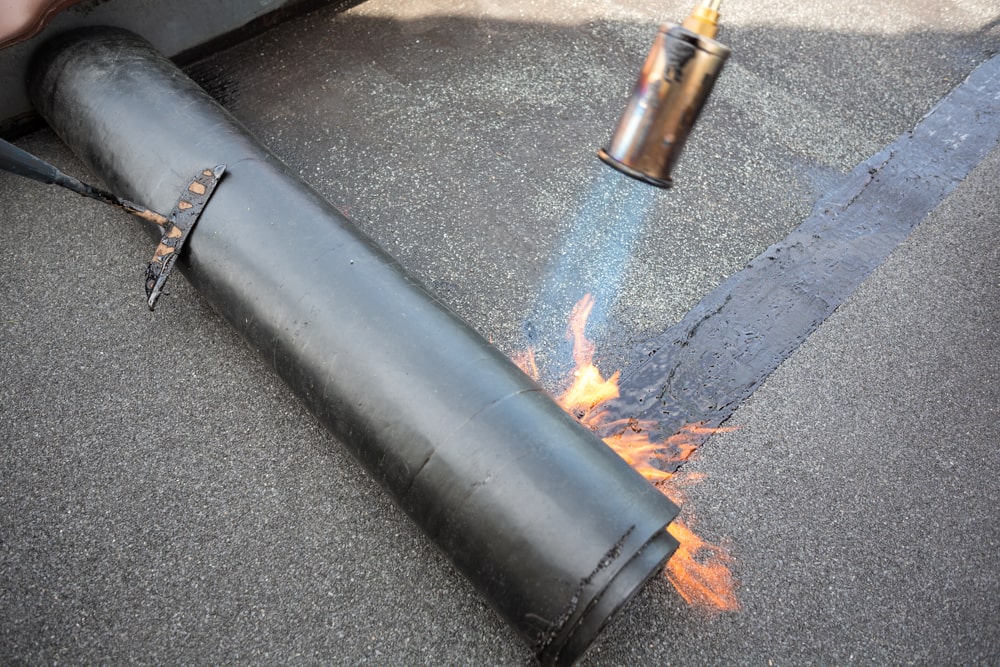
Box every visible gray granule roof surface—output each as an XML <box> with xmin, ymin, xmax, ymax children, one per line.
<box><xmin>2</xmin><ymin>1</ymin><xmax>998</xmax><ymax>665</ymax></box>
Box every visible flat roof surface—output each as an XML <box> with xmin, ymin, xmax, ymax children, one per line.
<box><xmin>2</xmin><ymin>1</ymin><xmax>998</xmax><ymax>664</ymax></box>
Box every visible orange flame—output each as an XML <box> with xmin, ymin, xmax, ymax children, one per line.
<box><xmin>666</xmin><ymin>519</ymin><xmax>739</xmax><ymax>611</ymax></box>
<box><xmin>558</xmin><ymin>295</ymin><xmax>621</xmax><ymax>413</ymax></box>
<box><xmin>514</xmin><ymin>294</ymin><xmax>739</xmax><ymax>612</ymax></box>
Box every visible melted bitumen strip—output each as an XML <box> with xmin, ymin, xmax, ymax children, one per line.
<box><xmin>602</xmin><ymin>54</ymin><xmax>1000</xmax><ymax>447</ymax></box>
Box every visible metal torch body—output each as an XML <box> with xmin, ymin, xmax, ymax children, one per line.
<box><xmin>599</xmin><ymin>23</ymin><xmax>730</xmax><ymax>188</ymax></box>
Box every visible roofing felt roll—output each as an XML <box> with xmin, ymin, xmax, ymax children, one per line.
<box><xmin>29</xmin><ymin>27</ymin><xmax>680</xmax><ymax>666</ymax></box>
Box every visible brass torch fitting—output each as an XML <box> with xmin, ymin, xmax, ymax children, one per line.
<box><xmin>682</xmin><ymin>0</ymin><xmax>721</xmax><ymax>40</ymax></box>
<box><xmin>598</xmin><ymin>0</ymin><xmax>730</xmax><ymax>188</ymax></box>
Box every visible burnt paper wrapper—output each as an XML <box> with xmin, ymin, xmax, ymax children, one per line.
<box><xmin>30</xmin><ymin>27</ymin><xmax>679</xmax><ymax>666</ymax></box>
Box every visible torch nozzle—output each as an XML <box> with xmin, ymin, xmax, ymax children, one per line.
<box><xmin>683</xmin><ymin>0</ymin><xmax>722</xmax><ymax>39</ymax></box>
<box><xmin>597</xmin><ymin>0</ymin><xmax>730</xmax><ymax>187</ymax></box>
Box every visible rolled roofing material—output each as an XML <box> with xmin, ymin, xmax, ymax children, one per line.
<box><xmin>29</xmin><ymin>27</ymin><xmax>680</xmax><ymax>666</ymax></box>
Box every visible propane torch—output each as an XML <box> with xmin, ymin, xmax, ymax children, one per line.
<box><xmin>599</xmin><ymin>0</ymin><xmax>730</xmax><ymax>187</ymax></box>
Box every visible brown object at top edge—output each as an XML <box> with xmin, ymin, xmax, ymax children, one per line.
<box><xmin>0</xmin><ymin>0</ymin><xmax>86</xmax><ymax>50</ymax></box>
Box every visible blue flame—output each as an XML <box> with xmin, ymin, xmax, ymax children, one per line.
<box><xmin>521</xmin><ymin>168</ymin><xmax>658</xmax><ymax>388</ymax></box>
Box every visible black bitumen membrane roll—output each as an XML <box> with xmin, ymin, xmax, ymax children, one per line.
<box><xmin>28</xmin><ymin>27</ymin><xmax>680</xmax><ymax>666</ymax></box>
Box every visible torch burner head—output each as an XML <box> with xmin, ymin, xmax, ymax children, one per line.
<box><xmin>599</xmin><ymin>1</ymin><xmax>730</xmax><ymax>187</ymax></box>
